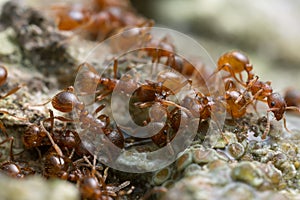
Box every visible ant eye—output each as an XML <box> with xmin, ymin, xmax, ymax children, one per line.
<box><xmin>271</xmin><ymin>102</ymin><xmax>275</xmax><ymax>107</ymax></box>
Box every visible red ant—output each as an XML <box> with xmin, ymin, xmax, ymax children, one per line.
<box><xmin>75</xmin><ymin>61</ymin><xmax>138</xmax><ymax>101</ymax></box>
<box><xmin>36</xmin><ymin>86</ymin><xmax>125</xmax><ymax>149</ymax></box>
<box><xmin>0</xmin><ymin>65</ymin><xmax>33</xmax><ymax>178</ymax></box>
<box><xmin>0</xmin><ymin>65</ymin><xmax>25</xmax><ymax>120</ymax></box>
<box><xmin>50</xmin><ymin>0</ymin><xmax>147</xmax><ymax>41</ymax></box>
<box><xmin>234</xmin><ymin>77</ymin><xmax>273</xmax><ymax>113</ymax></box>
<box><xmin>50</xmin><ymin>3</ymin><xmax>91</xmax><ymax>31</ymax></box>
<box><xmin>0</xmin><ymin>134</ymin><xmax>35</xmax><ymax>178</ymax></box>
<box><xmin>35</xmin><ymin>112</ymin><xmax>87</xmax><ymax>181</ymax></box>
<box><xmin>284</xmin><ymin>88</ymin><xmax>300</xmax><ymax>107</ymax></box>
<box><xmin>79</xmin><ymin>156</ymin><xmax>132</xmax><ymax>200</ymax></box>
<box><xmin>22</xmin><ymin>113</ymin><xmax>88</xmax><ymax>156</ymax></box>
<box><xmin>215</xmin><ymin>52</ymin><xmax>300</xmax><ymax>139</ymax></box>
<box><xmin>222</xmin><ymin>79</ymin><xmax>251</xmax><ymax>119</ymax></box>
<box><xmin>262</xmin><ymin>92</ymin><xmax>300</xmax><ymax>139</ymax></box>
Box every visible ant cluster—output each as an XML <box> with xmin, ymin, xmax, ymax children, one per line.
<box><xmin>0</xmin><ymin>0</ymin><xmax>300</xmax><ymax>199</ymax></box>
<box><xmin>1</xmin><ymin>43</ymin><xmax>300</xmax><ymax>199</ymax></box>
<box><xmin>214</xmin><ymin>51</ymin><xmax>300</xmax><ymax>139</ymax></box>
<box><xmin>50</xmin><ymin>0</ymin><xmax>152</xmax><ymax>41</ymax></box>
<box><xmin>0</xmin><ymin>68</ymin><xmax>133</xmax><ymax>199</ymax></box>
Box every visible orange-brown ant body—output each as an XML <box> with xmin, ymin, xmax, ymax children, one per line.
<box><xmin>42</xmin><ymin>86</ymin><xmax>125</xmax><ymax>149</ymax></box>
<box><xmin>216</xmin><ymin>51</ymin><xmax>300</xmax><ymax>138</ymax></box>
<box><xmin>284</xmin><ymin>88</ymin><xmax>300</xmax><ymax>107</ymax></box>
<box><xmin>79</xmin><ymin>156</ymin><xmax>132</xmax><ymax>200</ymax></box>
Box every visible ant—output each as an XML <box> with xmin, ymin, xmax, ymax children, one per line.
<box><xmin>284</xmin><ymin>88</ymin><xmax>300</xmax><ymax>107</ymax></box>
<box><xmin>37</xmin><ymin>113</ymin><xmax>87</xmax><ymax>181</ymax></box>
<box><xmin>262</xmin><ymin>92</ymin><xmax>300</xmax><ymax>139</ymax></box>
<box><xmin>50</xmin><ymin>3</ymin><xmax>91</xmax><ymax>31</ymax></box>
<box><xmin>215</xmin><ymin>52</ymin><xmax>300</xmax><ymax>139</ymax></box>
<box><xmin>0</xmin><ymin>65</ymin><xmax>24</xmax><ymax>100</ymax></box>
<box><xmin>79</xmin><ymin>155</ymin><xmax>132</xmax><ymax>200</ymax></box>
<box><xmin>0</xmin><ymin>135</ymin><xmax>35</xmax><ymax>178</ymax></box>
<box><xmin>0</xmin><ymin>65</ymin><xmax>32</xmax><ymax>178</ymax></box>
<box><xmin>222</xmin><ymin>79</ymin><xmax>250</xmax><ymax>119</ymax></box>
<box><xmin>181</xmin><ymin>91</ymin><xmax>228</xmax><ymax>141</ymax></box>
<box><xmin>149</xmin><ymin>105</ymin><xmax>192</xmax><ymax>148</ymax></box>
<box><xmin>142</xmin><ymin>35</ymin><xmax>176</xmax><ymax>63</ymax></box>
<box><xmin>0</xmin><ymin>65</ymin><xmax>25</xmax><ymax>121</ymax></box>
<box><xmin>234</xmin><ymin>76</ymin><xmax>273</xmax><ymax>113</ymax></box>
<box><xmin>36</xmin><ymin>86</ymin><xmax>125</xmax><ymax>149</ymax></box>
<box><xmin>75</xmin><ymin>61</ymin><xmax>138</xmax><ymax>101</ymax></box>
<box><xmin>51</xmin><ymin>0</ymin><xmax>147</xmax><ymax>41</ymax></box>
<box><xmin>77</xmin><ymin>60</ymin><xmax>204</xmax><ymax>148</ymax></box>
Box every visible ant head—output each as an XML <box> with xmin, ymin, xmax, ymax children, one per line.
<box><xmin>267</xmin><ymin>93</ymin><xmax>286</xmax><ymax>120</ymax></box>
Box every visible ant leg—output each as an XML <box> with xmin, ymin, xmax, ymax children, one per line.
<box><xmin>0</xmin><ymin>136</ymin><xmax>13</xmax><ymax>146</ymax></box>
<box><xmin>93</xmin><ymin>104</ymin><xmax>106</xmax><ymax>116</ymax></box>
<box><xmin>0</xmin><ymin>110</ymin><xmax>27</xmax><ymax>121</ymax></box>
<box><xmin>282</xmin><ymin>106</ymin><xmax>300</xmax><ymax>132</ymax></box>
<box><xmin>97</xmin><ymin>114</ymin><xmax>110</xmax><ymax>128</ymax></box>
<box><xmin>286</xmin><ymin>106</ymin><xmax>300</xmax><ymax>113</ymax></box>
<box><xmin>165</xmin><ymin>54</ymin><xmax>174</xmax><ymax>67</ymax></box>
<box><xmin>210</xmin><ymin>64</ymin><xmax>245</xmax><ymax>86</ymax></box>
<box><xmin>245</xmin><ymin>64</ymin><xmax>254</xmax><ymax>80</ymax></box>
<box><xmin>0</xmin><ymin>120</ymin><xmax>8</xmax><ymax>137</ymax></box>
<box><xmin>251</xmin><ymin>100</ymin><xmax>260</xmax><ymax>116</ymax></box>
<box><xmin>0</xmin><ymin>83</ymin><xmax>25</xmax><ymax>99</ymax></box>
<box><xmin>113</xmin><ymin>181</ymin><xmax>130</xmax><ymax>193</ymax></box>
<box><xmin>96</xmin><ymin>90</ymin><xmax>113</xmax><ymax>101</ymax></box>
<box><xmin>102</xmin><ymin>167</ymin><xmax>109</xmax><ymax>182</ymax></box>
<box><xmin>222</xmin><ymin>65</ymin><xmax>245</xmax><ymax>86</ymax></box>
<box><xmin>238</xmin><ymin>73</ymin><xmax>244</xmax><ymax>83</ymax></box>
<box><xmin>262</xmin><ymin>111</ymin><xmax>270</xmax><ymax>139</ymax></box>
<box><xmin>0</xmin><ymin>136</ymin><xmax>15</xmax><ymax>161</ymax></box>
<box><xmin>116</xmin><ymin>182</ymin><xmax>133</xmax><ymax>196</ymax></box>
<box><xmin>134</xmin><ymin>101</ymin><xmax>154</xmax><ymax>109</ymax></box>
<box><xmin>49</xmin><ymin>109</ymin><xmax>55</xmax><ymax>134</ymax></box>
<box><xmin>44</xmin><ymin>109</ymin><xmax>73</xmax><ymax>128</ymax></box>
<box><xmin>235</xmin><ymin>76</ymin><xmax>259</xmax><ymax>104</ymax></box>
<box><xmin>238</xmin><ymin>89</ymin><xmax>263</xmax><ymax>111</ymax></box>
<box><xmin>27</xmin><ymin>99</ymin><xmax>51</xmax><ymax>108</ymax></box>
<box><xmin>283</xmin><ymin>116</ymin><xmax>291</xmax><ymax>133</ymax></box>
<box><xmin>113</xmin><ymin>58</ymin><xmax>118</xmax><ymax>79</ymax></box>
<box><xmin>8</xmin><ymin>136</ymin><xmax>14</xmax><ymax>161</ymax></box>
<box><xmin>160</xmin><ymin>100</ymin><xmax>193</xmax><ymax>117</ymax></box>
<box><xmin>35</xmin><ymin>147</ymin><xmax>42</xmax><ymax>160</ymax></box>
<box><xmin>40</xmin><ymin>120</ymin><xmax>63</xmax><ymax>157</ymax></box>
<box><xmin>92</xmin><ymin>154</ymin><xmax>97</xmax><ymax>175</ymax></box>
<box><xmin>83</xmin><ymin>155</ymin><xmax>103</xmax><ymax>175</ymax></box>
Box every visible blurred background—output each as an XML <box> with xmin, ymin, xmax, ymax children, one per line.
<box><xmin>131</xmin><ymin>0</ymin><xmax>300</xmax><ymax>93</ymax></box>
